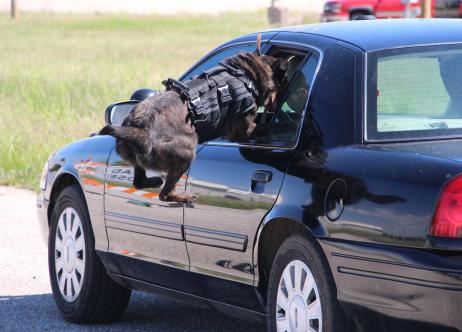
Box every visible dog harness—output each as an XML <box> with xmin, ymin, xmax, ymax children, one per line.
<box><xmin>162</xmin><ymin>60</ymin><xmax>259</xmax><ymax>142</ymax></box>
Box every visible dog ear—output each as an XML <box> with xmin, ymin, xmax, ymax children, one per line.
<box><xmin>255</xmin><ymin>33</ymin><xmax>262</xmax><ymax>56</ymax></box>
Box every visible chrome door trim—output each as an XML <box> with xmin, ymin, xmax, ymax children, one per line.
<box><xmin>105</xmin><ymin>211</ymin><xmax>184</xmax><ymax>240</ymax></box>
<box><xmin>184</xmin><ymin>225</ymin><xmax>248</xmax><ymax>252</ymax></box>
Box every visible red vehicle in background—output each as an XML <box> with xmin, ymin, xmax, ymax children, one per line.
<box><xmin>322</xmin><ymin>0</ymin><xmax>461</xmax><ymax>21</ymax></box>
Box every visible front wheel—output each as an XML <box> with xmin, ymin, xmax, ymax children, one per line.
<box><xmin>48</xmin><ymin>184</ymin><xmax>131</xmax><ymax>323</ymax></box>
<box><xmin>266</xmin><ymin>234</ymin><xmax>344</xmax><ymax>332</ymax></box>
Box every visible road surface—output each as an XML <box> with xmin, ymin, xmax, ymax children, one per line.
<box><xmin>0</xmin><ymin>186</ymin><xmax>264</xmax><ymax>331</ymax></box>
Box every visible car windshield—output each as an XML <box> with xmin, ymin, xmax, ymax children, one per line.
<box><xmin>366</xmin><ymin>44</ymin><xmax>462</xmax><ymax>141</ymax></box>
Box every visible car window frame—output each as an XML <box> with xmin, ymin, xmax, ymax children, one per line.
<box><xmin>179</xmin><ymin>43</ymin><xmax>261</xmax><ymax>81</ymax></box>
<box><xmin>179</xmin><ymin>41</ymin><xmax>268</xmax><ymax>81</ymax></box>
<box><xmin>364</xmin><ymin>42</ymin><xmax>462</xmax><ymax>143</ymax></box>
<box><xmin>180</xmin><ymin>40</ymin><xmax>324</xmax><ymax>151</ymax></box>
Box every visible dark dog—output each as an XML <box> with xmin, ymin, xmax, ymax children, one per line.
<box><xmin>100</xmin><ymin>40</ymin><xmax>289</xmax><ymax>203</ymax></box>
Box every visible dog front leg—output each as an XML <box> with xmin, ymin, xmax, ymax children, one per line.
<box><xmin>133</xmin><ymin>165</ymin><xmax>163</xmax><ymax>189</ymax></box>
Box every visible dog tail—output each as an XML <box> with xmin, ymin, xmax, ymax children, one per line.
<box><xmin>99</xmin><ymin>125</ymin><xmax>149</xmax><ymax>147</ymax></box>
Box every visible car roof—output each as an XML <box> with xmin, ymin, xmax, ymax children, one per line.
<box><xmin>272</xmin><ymin>19</ymin><xmax>462</xmax><ymax>52</ymax></box>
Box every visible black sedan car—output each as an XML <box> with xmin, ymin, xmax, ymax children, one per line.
<box><xmin>37</xmin><ymin>19</ymin><xmax>462</xmax><ymax>331</ymax></box>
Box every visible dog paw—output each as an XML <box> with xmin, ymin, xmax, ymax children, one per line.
<box><xmin>188</xmin><ymin>193</ymin><xmax>198</xmax><ymax>203</ymax></box>
<box><xmin>179</xmin><ymin>192</ymin><xmax>197</xmax><ymax>203</ymax></box>
<box><xmin>159</xmin><ymin>192</ymin><xmax>197</xmax><ymax>204</ymax></box>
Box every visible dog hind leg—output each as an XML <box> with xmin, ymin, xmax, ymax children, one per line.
<box><xmin>100</xmin><ymin>125</ymin><xmax>162</xmax><ymax>189</ymax></box>
<box><xmin>152</xmin><ymin>136</ymin><xmax>197</xmax><ymax>203</ymax></box>
<box><xmin>159</xmin><ymin>172</ymin><xmax>197</xmax><ymax>203</ymax></box>
<box><xmin>133</xmin><ymin>165</ymin><xmax>163</xmax><ymax>189</ymax></box>
<box><xmin>158</xmin><ymin>155</ymin><xmax>197</xmax><ymax>203</ymax></box>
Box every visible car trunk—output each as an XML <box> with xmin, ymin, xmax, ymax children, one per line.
<box><xmin>376</xmin><ymin>138</ymin><xmax>462</xmax><ymax>164</ymax></box>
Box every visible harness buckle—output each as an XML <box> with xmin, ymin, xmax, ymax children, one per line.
<box><xmin>217</xmin><ymin>84</ymin><xmax>229</xmax><ymax>95</ymax></box>
<box><xmin>217</xmin><ymin>84</ymin><xmax>232</xmax><ymax>104</ymax></box>
<box><xmin>189</xmin><ymin>96</ymin><xmax>201</xmax><ymax>108</ymax></box>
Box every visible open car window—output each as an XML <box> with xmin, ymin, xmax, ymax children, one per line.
<box><xmin>367</xmin><ymin>44</ymin><xmax>462</xmax><ymax>141</ymax></box>
<box><xmin>264</xmin><ymin>53</ymin><xmax>319</xmax><ymax>144</ymax></box>
<box><xmin>207</xmin><ymin>47</ymin><xmax>319</xmax><ymax>147</ymax></box>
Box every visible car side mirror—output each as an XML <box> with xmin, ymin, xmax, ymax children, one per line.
<box><xmin>105</xmin><ymin>88</ymin><xmax>160</xmax><ymax>126</ymax></box>
<box><xmin>105</xmin><ymin>101</ymin><xmax>139</xmax><ymax>126</ymax></box>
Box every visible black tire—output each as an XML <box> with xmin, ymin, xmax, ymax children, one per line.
<box><xmin>266</xmin><ymin>234</ymin><xmax>344</xmax><ymax>332</ymax></box>
<box><xmin>350</xmin><ymin>11</ymin><xmax>370</xmax><ymax>20</ymax></box>
<box><xmin>48</xmin><ymin>184</ymin><xmax>131</xmax><ymax>323</ymax></box>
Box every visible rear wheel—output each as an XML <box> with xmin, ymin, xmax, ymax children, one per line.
<box><xmin>350</xmin><ymin>11</ymin><xmax>371</xmax><ymax>20</ymax></box>
<box><xmin>49</xmin><ymin>184</ymin><xmax>131</xmax><ymax>323</ymax></box>
<box><xmin>266</xmin><ymin>234</ymin><xmax>344</xmax><ymax>332</ymax></box>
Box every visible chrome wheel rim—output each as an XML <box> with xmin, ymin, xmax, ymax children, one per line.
<box><xmin>276</xmin><ymin>260</ymin><xmax>322</xmax><ymax>332</ymax></box>
<box><xmin>54</xmin><ymin>207</ymin><xmax>85</xmax><ymax>302</ymax></box>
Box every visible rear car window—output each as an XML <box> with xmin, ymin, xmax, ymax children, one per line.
<box><xmin>366</xmin><ymin>44</ymin><xmax>462</xmax><ymax>141</ymax></box>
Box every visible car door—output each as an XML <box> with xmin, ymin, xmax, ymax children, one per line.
<box><xmin>102</xmin><ymin>42</ymin><xmax>265</xmax><ymax>282</ymax></box>
<box><xmin>104</xmin><ymin>153</ymin><xmax>190</xmax><ymax>272</ymax></box>
<box><xmin>184</xmin><ymin>45</ymin><xmax>320</xmax><ymax>285</ymax></box>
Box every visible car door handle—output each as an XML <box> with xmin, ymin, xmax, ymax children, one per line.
<box><xmin>250</xmin><ymin>170</ymin><xmax>273</xmax><ymax>183</ymax></box>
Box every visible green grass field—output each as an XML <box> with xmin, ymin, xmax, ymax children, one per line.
<box><xmin>2</xmin><ymin>12</ymin><xmax>452</xmax><ymax>191</ymax></box>
<box><xmin>0</xmin><ymin>12</ymin><xmax>275</xmax><ymax>190</ymax></box>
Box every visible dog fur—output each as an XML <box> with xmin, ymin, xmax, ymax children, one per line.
<box><xmin>100</xmin><ymin>51</ymin><xmax>289</xmax><ymax>203</ymax></box>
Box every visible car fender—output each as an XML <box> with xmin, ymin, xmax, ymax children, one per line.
<box><xmin>46</xmin><ymin>135</ymin><xmax>115</xmax><ymax>251</ymax></box>
<box><xmin>252</xmin><ymin>197</ymin><xmax>329</xmax><ymax>286</ymax></box>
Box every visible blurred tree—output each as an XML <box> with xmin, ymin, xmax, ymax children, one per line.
<box><xmin>11</xmin><ymin>0</ymin><xmax>19</xmax><ymax>21</ymax></box>
<box><xmin>268</xmin><ymin>0</ymin><xmax>288</xmax><ymax>26</ymax></box>
<box><xmin>421</xmin><ymin>0</ymin><xmax>432</xmax><ymax>18</ymax></box>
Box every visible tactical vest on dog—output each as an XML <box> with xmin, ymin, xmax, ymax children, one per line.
<box><xmin>163</xmin><ymin>61</ymin><xmax>258</xmax><ymax>142</ymax></box>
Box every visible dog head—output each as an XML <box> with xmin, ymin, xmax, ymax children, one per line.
<box><xmin>259</xmin><ymin>55</ymin><xmax>289</xmax><ymax>112</ymax></box>
<box><xmin>225</xmin><ymin>52</ymin><xmax>289</xmax><ymax>112</ymax></box>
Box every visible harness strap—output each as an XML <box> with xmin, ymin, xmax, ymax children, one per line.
<box><xmin>218</xmin><ymin>61</ymin><xmax>259</xmax><ymax>98</ymax></box>
<box><xmin>201</xmin><ymin>64</ymin><xmax>228</xmax><ymax>78</ymax></box>
<box><xmin>218</xmin><ymin>61</ymin><xmax>244</xmax><ymax>76</ymax></box>
<box><xmin>162</xmin><ymin>78</ymin><xmax>206</xmax><ymax>124</ymax></box>
<box><xmin>209</xmin><ymin>72</ymin><xmax>232</xmax><ymax>103</ymax></box>
<box><xmin>162</xmin><ymin>78</ymin><xmax>188</xmax><ymax>96</ymax></box>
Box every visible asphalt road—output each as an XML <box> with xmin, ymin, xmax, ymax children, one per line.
<box><xmin>0</xmin><ymin>186</ymin><xmax>264</xmax><ymax>331</ymax></box>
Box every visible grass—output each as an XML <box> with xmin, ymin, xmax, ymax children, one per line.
<box><xmin>3</xmin><ymin>12</ymin><xmax>448</xmax><ymax>191</ymax></box>
<box><xmin>0</xmin><ymin>12</ymin><xmax>273</xmax><ymax>190</ymax></box>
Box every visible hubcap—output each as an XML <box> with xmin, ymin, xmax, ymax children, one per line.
<box><xmin>54</xmin><ymin>207</ymin><xmax>85</xmax><ymax>302</ymax></box>
<box><xmin>276</xmin><ymin>260</ymin><xmax>322</xmax><ymax>332</ymax></box>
